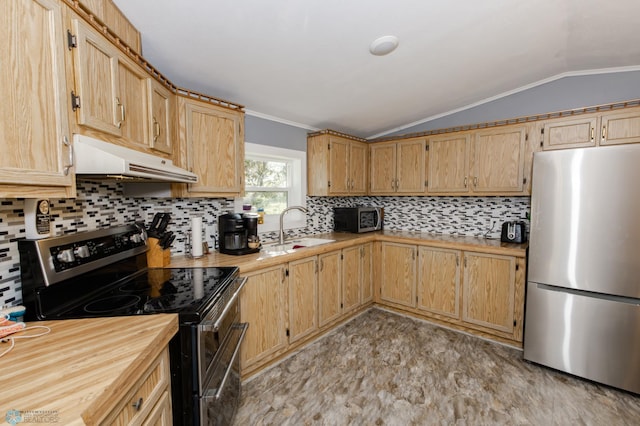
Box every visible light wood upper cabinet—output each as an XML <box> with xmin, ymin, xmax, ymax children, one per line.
<box><xmin>369</xmin><ymin>143</ymin><xmax>396</xmax><ymax>193</ymax></box>
<box><xmin>307</xmin><ymin>133</ymin><xmax>368</xmax><ymax>196</ymax></box>
<box><xmin>417</xmin><ymin>247</ymin><xmax>460</xmax><ymax>319</ymax></box>
<box><xmin>70</xmin><ymin>16</ymin><xmax>149</xmax><ymax>147</ymax></box>
<box><xmin>288</xmin><ymin>257</ymin><xmax>318</xmax><ymax>343</ymax></box>
<box><xmin>70</xmin><ymin>16</ymin><xmax>121</xmax><ymax>136</ymax></box>
<box><xmin>427</xmin><ymin>125</ymin><xmax>528</xmax><ymax>195</ymax></box>
<box><xmin>78</xmin><ymin>0</ymin><xmax>142</xmax><ymax>52</ymax></box>
<box><xmin>239</xmin><ymin>265</ymin><xmax>288</xmax><ymax>369</ymax></box>
<box><xmin>542</xmin><ymin>116</ymin><xmax>598</xmax><ymax>150</ymax></box>
<box><xmin>600</xmin><ymin>109</ymin><xmax>640</xmax><ymax>146</ymax></box>
<box><xmin>318</xmin><ymin>250</ymin><xmax>342</xmax><ymax>327</ymax></box>
<box><xmin>147</xmin><ymin>79</ymin><xmax>174</xmax><ymax>155</ymax></box>
<box><xmin>370</xmin><ymin>138</ymin><xmax>426</xmax><ymax>194</ymax></box>
<box><xmin>428</xmin><ymin>133</ymin><xmax>470</xmax><ymax>193</ymax></box>
<box><xmin>0</xmin><ymin>0</ymin><xmax>75</xmax><ymax>197</ymax></box>
<box><xmin>379</xmin><ymin>242</ymin><xmax>416</xmax><ymax>307</ymax></box>
<box><xmin>539</xmin><ymin>107</ymin><xmax>640</xmax><ymax>150</ymax></box>
<box><xmin>472</xmin><ymin>126</ymin><xmax>526</xmax><ymax>193</ymax></box>
<box><xmin>462</xmin><ymin>252</ymin><xmax>515</xmax><ymax>334</ymax></box>
<box><xmin>116</xmin><ymin>56</ymin><xmax>148</xmax><ymax>145</ymax></box>
<box><xmin>177</xmin><ymin>96</ymin><xmax>245</xmax><ymax>197</ymax></box>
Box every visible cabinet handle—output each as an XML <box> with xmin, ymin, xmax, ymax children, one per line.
<box><xmin>62</xmin><ymin>136</ymin><xmax>73</xmax><ymax>176</ymax></box>
<box><xmin>601</xmin><ymin>125</ymin><xmax>606</xmax><ymax>141</ymax></box>
<box><xmin>115</xmin><ymin>97</ymin><xmax>125</xmax><ymax>128</ymax></box>
<box><xmin>395</xmin><ymin>179</ymin><xmax>399</xmax><ymax>191</ymax></box>
<box><xmin>590</xmin><ymin>127</ymin><xmax>595</xmax><ymax>142</ymax></box>
<box><xmin>132</xmin><ymin>397</ymin><xmax>143</xmax><ymax>411</ymax></box>
<box><xmin>153</xmin><ymin>117</ymin><xmax>160</xmax><ymax>142</ymax></box>
<box><xmin>473</xmin><ymin>176</ymin><xmax>478</xmax><ymax>187</ymax></box>
<box><xmin>464</xmin><ymin>176</ymin><xmax>468</xmax><ymax>188</ymax></box>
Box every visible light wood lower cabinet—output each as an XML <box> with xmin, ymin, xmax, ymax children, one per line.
<box><xmin>417</xmin><ymin>246</ymin><xmax>460</xmax><ymax>319</ymax></box>
<box><xmin>103</xmin><ymin>347</ymin><xmax>172</xmax><ymax>425</ymax></box>
<box><xmin>239</xmin><ymin>265</ymin><xmax>288</xmax><ymax>369</ymax></box>
<box><xmin>379</xmin><ymin>242</ymin><xmax>417</xmax><ymax>307</ymax></box>
<box><xmin>462</xmin><ymin>252</ymin><xmax>515</xmax><ymax>334</ymax></box>
<box><xmin>239</xmin><ymin>244</ymin><xmax>372</xmax><ymax>375</ymax></box>
<box><xmin>288</xmin><ymin>257</ymin><xmax>318</xmax><ymax>343</ymax></box>
<box><xmin>318</xmin><ymin>250</ymin><xmax>342</xmax><ymax>327</ymax></box>
<box><xmin>378</xmin><ymin>242</ymin><xmax>525</xmax><ymax>345</ymax></box>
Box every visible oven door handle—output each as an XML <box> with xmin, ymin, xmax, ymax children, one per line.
<box><xmin>199</xmin><ymin>276</ymin><xmax>247</xmax><ymax>332</ymax></box>
<box><xmin>203</xmin><ymin>322</ymin><xmax>248</xmax><ymax>401</ymax></box>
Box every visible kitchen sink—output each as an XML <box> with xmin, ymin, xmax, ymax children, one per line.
<box><xmin>261</xmin><ymin>237</ymin><xmax>335</xmax><ymax>255</ymax></box>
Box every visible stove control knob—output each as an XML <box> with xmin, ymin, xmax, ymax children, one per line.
<box><xmin>130</xmin><ymin>233</ymin><xmax>144</xmax><ymax>244</ymax></box>
<box><xmin>74</xmin><ymin>245</ymin><xmax>91</xmax><ymax>259</ymax></box>
<box><xmin>56</xmin><ymin>249</ymin><xmax>75</xmax><ymax>263</ymax></box>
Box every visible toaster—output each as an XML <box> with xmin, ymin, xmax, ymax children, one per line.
<box><xmin>500</xmin><ymin>221</ymin><xmax>527</xmax><ymax>243</ymax></box>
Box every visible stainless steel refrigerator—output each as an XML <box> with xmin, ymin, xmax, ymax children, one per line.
<box><xmin>524</xmin><ymin>144</ymin><xmax>640</xmax><ymax>394</ymax></box>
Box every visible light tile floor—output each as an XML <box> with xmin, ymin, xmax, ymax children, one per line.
<box><xmin>234</xmin><ymin>308</ymin><xmax>640</xmax><ymax>425</ymax></box>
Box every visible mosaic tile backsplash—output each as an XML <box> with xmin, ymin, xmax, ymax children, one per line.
<box><xmin>0</xmin><ymin>180</ymin><xmax>529</xmax><ymax>307</ymax></box>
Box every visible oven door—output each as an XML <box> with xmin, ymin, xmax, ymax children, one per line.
<box><xmin>198</xmin><ymin>322</ymin><xmax>248</xmax><ymax>425</ymax></box>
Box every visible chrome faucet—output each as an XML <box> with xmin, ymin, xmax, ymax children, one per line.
<box><xmin>279</xmin><ymin>206</ymin><xmax>308</xmax><ymax>244</ymax></box>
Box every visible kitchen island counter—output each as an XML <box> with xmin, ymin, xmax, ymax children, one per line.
<box><xmin>0</xmin><ymin>314</ymin><xmax>178</xmax><ymax>425</ymax></box>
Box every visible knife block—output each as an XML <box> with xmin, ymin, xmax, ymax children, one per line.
<box><xmin>147</xmin><ymin>237</ymin><xmax>170</xmax><ymax>267</ymax></box>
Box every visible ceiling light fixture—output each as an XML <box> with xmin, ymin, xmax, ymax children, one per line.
<box><xmin>369</xmin><ymin>35</ymin><xmax>399</xmax><ymax>56</ymax></box>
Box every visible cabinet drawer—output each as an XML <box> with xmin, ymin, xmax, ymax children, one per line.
<box><xmin>105</xmin><ymin>347</ymin><xmax>170</xmax><ymax>425</ymax></box>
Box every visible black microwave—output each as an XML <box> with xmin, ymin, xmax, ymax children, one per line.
<box><xmin>333</xmin><ymin>207</ymin><xmax>384</xmax><ymax>233</ymax></box>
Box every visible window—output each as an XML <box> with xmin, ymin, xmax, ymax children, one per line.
<box><xmin>235</xmin><ymin>143</ymin><xmax>306</xmax><ymax>233</ymax></box>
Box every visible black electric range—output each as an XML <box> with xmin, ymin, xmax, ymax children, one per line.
<box><xmin>18</xmin><ymin>224</ymin><xmax>247</xmax><ymax>425</ymax></box>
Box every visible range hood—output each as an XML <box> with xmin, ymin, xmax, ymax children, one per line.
<box><xmin>73</xmin><ymin>134</ymin><xmax>197</xmax><ymax>183</ymax></box>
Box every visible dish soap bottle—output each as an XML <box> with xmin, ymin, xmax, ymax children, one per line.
<box><xmin>257</xmin><ymin>208</ymin><xmax>265</xmax><ymax>224</ymax></box>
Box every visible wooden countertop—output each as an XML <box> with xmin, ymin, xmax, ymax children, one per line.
<box><xmin>168</xmin><ymin>231</ymin><xmax>527</xmax><ymax>273</ymax></box>
<box><xmin>0</xmin><ymin>314</ymin><xmax>178</xmax><ymax>425</ymax></box>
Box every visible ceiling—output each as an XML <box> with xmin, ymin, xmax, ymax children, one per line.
<box><xmin>113</xmin><ymin>0</ymin><xmax>640</xmax><ymax>138</ymax></box>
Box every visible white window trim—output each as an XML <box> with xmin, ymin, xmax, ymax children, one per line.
<box><xmin>235</xmin><ymin>142</ymin><xmax>307</xmax><ymax>234</ymax></box>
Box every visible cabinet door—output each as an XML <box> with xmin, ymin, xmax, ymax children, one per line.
<box><xmin>349</xmin><ymin>141</ymin><xmax>368</xmax><ymax>194</ymax></box>
<box><xmin>71</xmin><ymin>17</ymin><xmax>121</xmax><ymax>136</ymax></box>
<box><xmin>428</xmin><ymin>134</ymin><xmax>470</xmax><ymax>193</ymax></box>
<box><xmin>329</xmin><ymin>137</ymin><xmax>349</xmax><ymax>194</ymax></box>
<box><xmin>181</xmin><ymin>98</ymin><xmax>244</xmax><ymax>195</ymax></box>
<box><xmin>288</xmin><ymin>257</ymin><xmax>318</xmax><ymax>343</ymax></box>
<box><xmin>147</xmin><ymin>79</ymin><xmax>173</xmax><ymax>154</ymax></box>
<box><xmin>472</xmin><ymin>127</ymin><xmax>525</xmax><ymax>193</ymax></box>
<box><xmin>117</xmin><ymin>56</ymin><xmax>148</xmax><ymax>146</ymax></box>
<box><xmin>369</xmin><ymin>143</ymin><xmax>396</xmax><ymax>193</ymax></box>
<box><xmin>417</xmin><ymin>247</ymin><xmax>460</xmax><ymax>319</ymax></box>
<box><xmin>239</xmin><ymin>266</ymin><xmax>288</xmax><ymax>369</ymax></box>
<box><xmin>0</xmin><ymin>0</ymin><xmax>74</xmax><ymax>192</ymax></box>
<box><xmin>396</xmin><ymin>139</ymin><xmax>426</xmax><ymax>193</ymax></box>
<box><xmin>462</xmin><ymin>252</ymin><xmax>515</xmax><ymax>334</ymax></box>
<box><xmin>379</xmin><ymin>242</ymin><xmax>416</xmax><ymax>307</ymax></box>
<box><xmin>318</xmin><ymin>251</ymin><xmax>342</xmax><ymax>327</ymax></box>
<box><xmin>542</xmin><ymin>116</ymin><xmax>598</xmax><ymax>150</ymax></box>
<box><xmin>142</xmin><ymin>390</ymin><xmax>172</xmax><ymax>426</ymax></box>
<box><xmin>360</xmin><ymin>243</ymin><xmax>373</xmax><ymax>304</ymax></box>
<box><xmin>600</xmin><ymin>109</ymin><xmax>640</xmax><ymax>146</ymax></box>
<box><xmin>341</xmin><ymin>246</ymin><xmax>361</xmax><ymax>314</ymax></box>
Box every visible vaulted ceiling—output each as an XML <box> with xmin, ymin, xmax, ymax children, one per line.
<box><xmin>114</xmin><ymin>0</ymin><xmax>640</xmax><ymax>138</ymax></box>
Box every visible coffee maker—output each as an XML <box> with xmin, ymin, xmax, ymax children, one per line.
<box><xmin>218</xmin><ymin>212</ymin><xmax>260</xmax><ymax>255</ymax></box>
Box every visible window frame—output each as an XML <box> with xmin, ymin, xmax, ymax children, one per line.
<box><xmin>235</xmin><ymin>142</ymin><xmax>307</xmax><ymax>233</ymax></box>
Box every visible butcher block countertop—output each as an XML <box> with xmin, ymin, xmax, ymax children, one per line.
<box><xmin>169</xmin><ymin>231</ymin><xmax>527</xmax><ymax>273</ymax></box>
<box><xmin>0</xmin><ymin>314</ymin><xmax>178</xmax><ymax>425</ymax></box>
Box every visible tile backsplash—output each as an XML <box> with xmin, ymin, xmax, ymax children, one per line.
<box><xmin>0</xmin><ymin>181</ymin><xmax>529</xmax><ymax>307</ymax></box>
